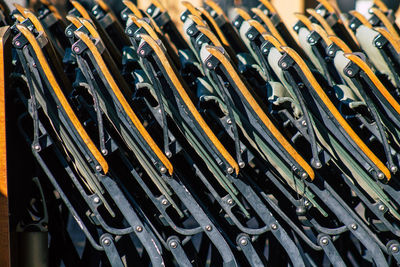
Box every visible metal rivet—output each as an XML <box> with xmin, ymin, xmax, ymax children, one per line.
<box><xmin>321</xmin><ymin>237</ymin><xmax>329</xmax><ymax>245</ymax></box>
<box><xmin>328</xmin><ymin>50</ymin><xmax>334</xmax><ymax>55</ymax></box>
<box><xmin>281</xmin><ymin>62</ymin><xmax>288</xmax><ymax>68</ymax></box>
<box><xmin>350</xmin><ymin>23</ymin><xmax>355</xmax><ymax>29</ymax></box>
<box><xmin>240</xmin><ymin>238</ymin><xmax>248</xmax><ymax>246</ymax></box>
<box><xmin>294</xmin><ymin>25</ymin><xmax>299</xmax><ymax>31</ymax></box>
<box><xmin>127</xmin><ymin>29</ymin><xmax>132</xmax><ymax>35</ymax></box>
<box><xmin>315</xmin><ymin>161</ymin><xmax>322</xmax><ymax>168</ymax></box>
<box><xmin>308</xmin><ymin>37</ymin><xmax>315</xmax><ymax>43</ymax></box>
<box><xmin>378</xmin><ymin>172</ymin><xmax>384</xmax><ymax>179</ymax></box>
<box><xmin>103</xmin><ymin>238</ymin><xmax>111</xmax><ymax>246</ymax></box>
<box><xmin>301</xmin><ymin>172</ymin><xmax>308</xmax><ymax>179</ymax></box>
<box><xmin>122</xmin><ymin>14</ymin><xmax>127</xmax><ymax>19</ymax></box>
<box><xmin>147</xmin><ymin>8</ymin><xmax>152</xmax><ymax>13</ymax></box>
<box><xmin>304</xmin><ymin>200</ymin><xmax>310</xmax><ymax>206</ymax></box>
<box><xmin>376</xmin><ymin>42</ymin><xmax>381</xmax><ymax>47</ymax></box>
<box><xmin>302</xmin><ymin>120</ymin><xmax>307</xmax><ymax>126</ymax></box>
<box><xmin>73</xmin><ymin>46</ymin><xmax>80</xmax><ymax>53</ymax></box>
<box><xmin>247</xmin><ymin>33</ymin><xmax>253</xmax><ymax>39</ymax></box>
<box><xmin>166</xmin><ymin>151</ymin><xmax>172</xmax><ymax>158</ymax></box>
<box><xmin>239</xmin><ymin>162</ymin><xmax>245</xmax><ymax>168</ymax></box>
<box><xmin>170</xmin><ymin>241</ymin><xmax>178</xmax><ymax>249</ymax></box>
<box><xmin>198</xmin><ymin>40</ymin><xmax>203</xmax><ymax>45</ymax></box>
<box><xmin>350</xmin><ymin>223</ymin><xmax>357</xmax><ymax>230</ymax></box>
<box><xmin>160</xmin><ymin>166</ymin><xmax>167</xmax><ymax>173</ymax></box>
<box><xmin>161</xmin><ymin>199</ymin><xmax>168</xmax><ymax>205</ymax></box>
<box><xmin>101</xmin><ymin>149</ymin><xmax>108</xmax><ymax>155</ymax></box>
<box><xmin>34</xmin><ymin>145</ymin><xmax>41</xmax><ymax>151</ymax></box>
<box><xmin>271</xmin><ymin>223</ymin><xmax>278</xmax><ymax>230</ymax></box>
<box><xmin>207</xmin><ymin>62</ymin><xmax>213</xmax><ymax>68</ymax></box>
<box><xmin>234</xmin><ymin>21</ymin><xmax>239</xmax><ymax>26</ymax></box>
<box><xmin>378</xmin><ymin>204</ymin><xmax>385</xmax><ymax>211</ymax></box>
<box><xmin>15</xmin><ymin>40</ymin><xmax>21</xmax><ymax>47</ymax></box>
<box><xmin>227</xmin><ymin>167</ymin><xmax>234</xmax><ymax>174</ymax></box>
<box><xmin>188</xmin><ymin>29</ymin><xmax>194</xmax><ymax>35</ymax></box>
<box><xmin>205</xmin><ymin>225</ymin><xmax>212</xmax><ymax>231</ymax></box>
<box><xmin>93</xmin><ymin>196</ymin><xmax>100</xmax><ymax>204</ymax></box>
<box><xmin>96</xmin><ymin>165</ymin><xmax>102</xmax><ymax>171</ymax></box>
<box><xmin>135</xmin><ymin>34</ymin><xmax>141</xmax><ymax>39</ymax></box>
<box><xmin>227</xmin><ymin>118</ymin><xmax>232</xmax><ymax>124</ymax></box>
<box><xmin>181</xmin><ymin>15</ymin><xmax>186</xmax><ymax>21</ymax></box>
<box><xmin>93</xmin><ymin>10</ymin><xmax>98</xmax><ymax>15</ymax></box>
<box><xmin>139</xmin><ymin>49</ymin><xmax>146</xmax><ymax>55</ymax></box>
<box><xmin>263</xmin><ymin>48</ymin><xmax>268</xmax><ymax>53</ymax></box>
<box><xmin>391</xmin><ymin>245</ymin><xmax>399</xmax><ymax>253</ymax></box>
<box><xmin>136</xmin><ymin>226</ymin><xmax>143</xmax><ymax>232</ymax></box>
<box><xmin>227</xmin><ymin>198</ymin><xmax>233</xmax><ymax>205</ymax></box>
<box><xmin>347</xmin><ymin>69</ymin><xmax>353</xmax><ymax>76</ymax></box>
<box><xmin>67</xmin><ymin>30</ymin><xmax>72</xmax><ymax>36</ymax></box>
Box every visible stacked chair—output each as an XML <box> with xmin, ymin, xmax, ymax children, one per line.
<box><xmin>3</xmin><ymin>0</ymin><xmax>400</xmax><ymax>265</ymax></box>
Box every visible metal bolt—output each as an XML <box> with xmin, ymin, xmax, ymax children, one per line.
<box><xmin>207</xmin><ymin>62</ymin><xmax>213</xmax><ymax>68</ymax></box>
<box><xmin>247</xmin><ymin>33</ymin><xmax>253</xmax><ymax>39</ymax></box>
<box><xmin>378</xmin><ymin>172</ymin><xmax>384</xmax><ymax>179</ymax></box>
<box><xmin>187</xmin><ymin>29</ymin><xmax>194</xmax><ymax>35</ymax></box>
<box><xmin>160</xmin><ymin>166</ymin><xmax>167</xmax><ymax>174</ymax></box>
<box><xmin>101</xmin><ymin>149</ymin><xmax>108</xmax><ymax>155</ymax></box>
<box><xmin>281</xmin><ymin>62</ymin><xmax>288</xmax><ymax>68</ymax></box>
<box><xmin>375</xmin><ymin>41</ymin><xmax>381</xmax><ymax>47</ymax></box>
<box><xmin>34</xmin><ymin>145</ymin><xmax>41</xmax><ymax>151</ymax></box>
<box><xmin>227</xmin><ymin>198</ymin><xmax>233</xmax><ymax>205</ymax></box>
<box><xmin>122</xmin><ymin>14</ymin><xmax>127</xmax><ymax>19</ymax></box>
<box><xmin>321</xmin><ymin>237</ymin><xmax>329</xmax><ymax>245</ymax></box>
<box><xmin>96</xmin><ymin>165</ymin><xmax>102</xmax><ymax>171</ymax></box>
<box><xmin>198</xmin><ymin>40</ymin><xmax>203</xmax><ymax>45</ymax></box>
<box><xmin>240</xmin><ymin>238</ymin><xmax>248</xmax><ymax>246</ymax></box>
<box><xmin>181</xmin><ymin>15</ymin><xmax>186</xmax><ymax>21</ymax></box>
<box><xmin>294</xmin><ymin>25</ymin><xmax>299</xmax><ymax>31</ymax></box>
<box><xmin>67</xmin><ymin>30</ymin><xmax>72</xmax><ymax>36</ymax></box>
<box><xmin>93</xmin><ymin>196</ymin><xmax>100</xmax><ymax>204</ymax></box>
<box><xmin>139</xmin><ymin>49</ymin><xmax>145</xmax><ymax>56</ymax></box>
<box><xmin>93</xmin><ymin>10</ymin><xmax>98</xmax><ymax>15</ymax></box>
<box><xmin>161</xmin><ymin>199</ymin><xmax>168</xmax><ymax>205</ymax></box>
<box><xmin>391</xmin><ymin>245</ymin><xmax>399</xmax><ymax>253</ymax></box>
<box><xmin>227</xmin><ymin>167</ymin><xmax>234</xmax><ymax>174</ymax></box>
<box><xmin>239</xmin><ymin>162</ymin><xmax>245</xmax><ymax>168</ymax></box>
<box><xmin>73</xmin><ymin>46</ymin><xmax>80</xmax><ymax>53</ymax></box>
<box><xmin>136</xmin><ymin>226</ymin><xmax>143</xmax><ymax>232</ymax></box>
<box><xmin>227</xmin><ymin>118</ymin><xmax>232</xmax><ymax>124</ymax></box>
<box><xmin>166</xmin><ymin>151</ymin><xmax>172</xmax><ymax>158</ymax></box>
<box><xmin>308</xmin><ymin>37</ymin><xmax>315</xmax><ymax>43</ymax></box>
<box><xmin>263</xmin><ymin>48</ymin><xmax>268</xmax><ymax>54</ymax></box>
<box><xmin>205</xmin><ymin>225</ymin><xmax>212</xmax><ymax>231</ymax></box>
<box><xmin>347</xmin><ymin>69</ymin><xmax>353</xmax><ymax>76</ymax></box>
<box><xmin>147</xmin><ymin>8</ymin><xmax>152</xmax><ymax>14</ymax></box>
<box><xmin>304</xmin><ymin>200</ymin><xmax>310</xmax><ymax>206</ymax></box>
<box><xmin>32</xmin><ymin>63</ymin><xmax>37</xmax><ymax>68</ymax></box>
<box><xmin>328</xmin><ymin>50</ymin><xmax>334</xmax><ymax>56</ymax></box>
<box><xmin>378</xmin><ymin>204</ymin><xmax>385</xmax><ymax>211</ymax></box>
<box><xmin>301</xmin><ymin>172</ymin><xmax>308</xmax><ymax>179</ymax></box>
<box><xmin>350</xmin><ymin>23</ymin><xmax>355</xmax><ymax>29</ymax></box>
<box><xmin>170</xmin><ymin>241</ymin><xmax>178</xmax><ymax>249</ymax></box>
<box><xmin>315</xmin><ymin>161</ymin><xmax>322</xmax><ymax>168</ymax></box>
<box><xmin>15</xmin><ymin>40</ymin><xmax>21</xmax><ymax>47</ymax></box>
<box><xmin>350</xmin><ymin>223</ymin><xmax>358</xmax><ymax>230</ymax></box>
<box><xmin>234</xmin><ymin>21</ymin><xmax>239</xmax><ymax>26</ymax></box>
<box><xmin>302</xmin><ymin>120</ymin><xmax>307</xmax><ymax>126</ymax></box>
<box><xmin>127</xmin><ymin>29</ymin><xmax>133</xmax><ymax>35</ymax></box>
<box><xmin>135</xmin><ymin>34</ymin><xmax>141</xmax><ymax>39</ymax></box>
<box><xmin>103</xmin><ymin>238</ymin><xmax>111</xmax><ymax>246</ymax></box>
<box><xmin>271</xmin><ymin>223</ymin><xmax>278</xmax><ymax>230</ymax></box>
<box><xmin>391</xmin><ymin>166</ymin><xmax>398</xmax><ymax>173</ymax></box>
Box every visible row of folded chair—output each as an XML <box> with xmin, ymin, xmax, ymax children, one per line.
<box><xmin>2</xmin><ymin>0</ymin><xmax>400</xmax><ymax>265</ymax></box>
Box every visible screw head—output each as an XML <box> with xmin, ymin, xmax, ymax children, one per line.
<box><xmin>166</xmin><ymin>151</ymin><xmax>172</xmax><ymax>158</ymax></box>
<box><xmin>122</xmin><ymin>14</ymin><xmax>127</xmax><ymax>19</ymax></box>
<box><xmin>227</xmin><ymin>118</ymin><xmax>232</xmax><ymax>124</ymax></box>
<box><xmin>240</xmin><ymin>238</ymin><xmax>248</xmax><ymax>246</ymax></box>
<box><xmin>227</xmin><ymin>198</ymin><xmax>233</xmax><ymax>205</ymax></box>
<box><xmin>96</xmin><ymin>165</ymin><xmax>102</xmax><ymax>171</ymax></box>
<box><xmin>378</xmin><ymin>172</ymin><xmax>384</xmax><ymax>179</ymax></box>
<box><xmin>263</xmin><ymin>48</ymin><xmax>268</xmax><ymax>54</ymax></box>
<box><xmin>67</xmin><ymin>30</ymin><xmax>72</xmax><ymax>36</ymax></box>
<box><xmin>308</xmin><ymin>37</ymin><xmax>315</xmax><ymax>43</ymax></box>
<box><xmin>281</xmin><ymin>62</ymin><xmax>288</xmax><ymax>68</ymax></box>
<box><xmin>378</xmin><ymin>204</ymin><xmax>385</xmax><ymax>211</ymax></box>
<box><xmin>350</xmin><ymin>23</ymin><xmax>355</xmax><ymax>29</ymax></box>
<box><xmin>234</xmin><ymin>21</ymin><xmax>239</xmax><ymax>26</ymax></box>
<box><xmin>207</xmin><ymin>61</ymin><xmax>213</xmax><ymax>68</ymax></box>
<box><xmin>139</xmin><ymin>49</ymin><xmax>146</xmax><ymax>56</ymax></box>
<box><xmin>375</xmin><ymin>41</ymin><xmax>381</xmax><ymax>47</ymax></box>
<box><xmin>198</xmin><ymin>40</ymin><xmax>203</xmax><ymax>45</ymax></box>
<box><xmin>101</xmin><ymin>149</ymin><xmax>108</xmax><ymax>155</ymax></box>
<box><xmin>247</xmin><ymin>33</ymin><xmax>253</xmax><ymax>39</ymax></box>
<box><xmin>302</xmin><ymin>120</ymin><xmax>307</xmax><ymax>126</ymax></box>
<box><xmin>34</xmin><ymin>145</ymin><xmax>41</xmax><ymax>151</ymax></box>
<box><xmin>350</xmin><ymin>223</ymin><xmax>358</xmax><ymax>230</ymax></box>
<box><xmin>227</xmin><ymin>167</ymin><xmax>234</xmax><ymax>174</ymax></box>
<box><xmin>239</xmin><ymin>162</ymin><xmax>245</xmax><ymax>168</ymax></box>
<box><xmin>391</xmin><ymin>166</ymin><xmax>398</xmax><ymax>173</ymax></box>
<box><xmin>304</xmin><ymin>200</ymin><xmax>310</xmax><ymax>206</ymax></box>
<box><xmin>73</xmin><ymin>46</ymin><xmax>80</xmax><ymax>53</ymax></box>
<box><xmin>328</xmin><ymin>50</ymin><xmax>334</xmax><ymax>56</ymax></box>
<box><xmin>127</xmin><ymin>29</ymin><xmax>133</xmax><ymax>35</ymax></box>
<box><xmin>187</xmin><ymin>29</ymin><xmax>194</xmax><ymax>35</ymax></box>
<box><xmin>181</xmin><ymin>15</ymin><xmax>186</xmax><ymax>21</ymax></box>
<box><xmin>14</xmin><ymin>40</ymin><xmax>21</xmax><ymax>47</ymax></box>
<box><xmin>205</xmin><ymin>225</ymin><xmax>212</xmax><ymax>231</ymax></box>
<box><xmin>161</xmin><ymin>199</ymin><xmax>168</xmax><ymax>205</ymax></box>
<box><xmin>321</xmin><ymin>237</ymin><xmax>329</xmax><ymax>245</ymax></box>
<box><xmin>301</xmin><ymin>172</ymin><xmax>308</xmax><ymax>179</ymax></box>
<box><xmin>391</xmin><ymin>245</ymin><xmax>399</xmax><ymax>253</ymax></box>
<box><xmin>170</xmin><ymin>240</ymin><xmax>178</xmax><ymax>249</ymax></box>
<box><xmin>103</xmin><ymin>238</ymin><xmax>111</xmax><ymax>246</ymax></box>
<box><xmin>160</xmin><ymin>166</ymin><xmax>167</xmax><ymax>174</ymax></box>
<box><xmin>93</xmin><ymin>196</ymin><xmax>100</xmax><ymax>204</ymax></box>
<box><xmin>294</xmin><ymin>25</ymin><xmax>299</xmax><ymax>31</ymax></box>
<box><xmin>347</xmin><ymin>69</ymin><xmax>353</xmax><ymax>76</ymax></box>
<box><xmin>136</xmin><ymin>226</ymin><xmax>143</xmax><ymax>232</ymax></box>
<box><xmin>315</xmin><ymin>161</ymin><xmax>322</xmax><ymax>168</ymax></box>
<box><xmin>271</xmin><ymin>223</ymin><xmax>278</xmax><ymax>230</ymax></box>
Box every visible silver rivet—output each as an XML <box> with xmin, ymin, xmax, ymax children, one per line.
<box><xmin>294</xmin><ymin>25</ymin><xmax>299</xmax><ymax>31</ymax></box>
<box><xmin>302</xmin><ymin>120</ymin><xmax>307</xmax><ymax>126</ymax></box>
<box><xmin>140</xmin><ymin>49</ymin><xmax>145</xmax><ymax>55</ymax></box>
<box><xmin>147</xmin><ymin>8</ymin><xmax>152</xmax><ymax>13</ymax></box>
<box><xmin>161</xmin><ymin>199</ymin><xmax>168</xmax><ymax>205</ymax></box>
<box><xmin>271</xmin><ymin>223</ymin><xmax>278</xmax><ymax>230</ymax></box>
<box><xmin>392</xmin><ymin>245</ymin><xmax>399</xmax><ymax>253</ymax></box>
<box><xmin>227</xmin><ymin>118</ymin><xmax>232</xmax><ymax>124</ymax></box>
<box><xmin>234</xmin><ymin>21</ymin><xmax>239</xmax><ymax>26</ymax></box>
<box><xmin>240</xmin><ymin>238</ymin><xmax>248</xmax><ymax>246</ymax></box>
<box><xmin>198</xmin><ymin>40</ymin><xmax>203</xmax><ymax>45</ymax></box>
<box><xmin>391</xmin><ymin>166</ymin><xmax>398</xmax><ymax>173</ymax></box>
<box><xmin>67</xmin><ymin>30</ymin><xmax>72</xmax><ymax>36</ymax></box>
<box><xmin>73</xmin><ymin>46</ymin><xmax>80</xmax><ymax>53</ymax></box>
<box><xmin>350</xmin><ymin>23</ymin><xmax>355</xmax><ymax>29</ymax></box>
<box><xmin>207</xmin><ymin>62</ymin><xmax>213</xmax><ymax>68</ymax></box>
<box><xmin>227</xmin><ymin>167</ymin><xmax>234</xmax><ymax>174</ymax></box>
<box><xmin>103</xmin><ymin>238</ymin><xmax>111</xmax><ymax>246</ymax></box>
<box><xmin>127</xmin><ymin>29</ymin><xmax>132</xmax><ymax>35</ymax></box>
<box><xmin>101</xmin><ymin>149</ymin><xmax>108</xmax><ymax>155</ymax></box>
<box><xmin>135</xmin><ymin>34</ymin><xmax>141</xmax><ymax>39</ymax></box>
<box><xmin>96</xmin><ymin>165</ymin><xmax>102</xmax><ymax>171</ymax></box>
<box><xmin>227</xmin><ymin>198</ymin><xmax>233</xmax><ymax>205</ymax></box>
<box><xmin>188</xmin><ymin>29</ymin><xmax>194</xmax><ymax>35</ymax></box>
<box><xmin>281</xmin><ymin>62</ymin><xmax>288</xmax><ymax>68</ymax></box>
<box><xmin>170</xmin><ymin>240</ymin><xmax>178</xmax><ymax>248</ymax></box>
<box><xmin>309</xmin><ymin>37</ymin><xmax>315</xmax><ymax>43</ymax></box>
<box><xmin>301</xmin><ymin>172</ymin><xmax>308</xmax><ymax>179</ymax></box>
<box><xmin>347</xmin><ymin>69</ymin><xmax>353</xmax><ymax>76</ymax></box>
<box><xmin>376</xmin><ymin>42</ymin><xmax>381</xmax><ymax>47</ymax></box>
<box><xmin>15</xmin><ymin>40</ymin><xmax>21</xmax><ymax>47</ymax></box>
<box><xmin>160</xmin><ymin>166</ymin><xmax>167</xmax><ymax>173</ymax></box>
<box><xmin>321</xmin><ymin>237</ymin><xmax>329</xmax><ymax>245</ymax></box>
<box><xmin>136</xmin><ymin>226</ymin><xmax>143</xmax><ymax>232</ymax></box>
<box><xmin>239</xmin><ymin>162</ymin><xmax>245</xmax><ymax>168</ymax></box>
<box><xmin>166</xmin><ymin>151</ymin><xmax>172</xmax><ymax>158</ymax></box>
<box><xmin>93</xmin><ymin>10</ymin><xmax>98</xmax><ymax>15</ymax></box>
<box><xmin>93</xmin><ymin>196</ymin><xmax>100</xmax><ymax>204</ymax></box>
<box><xmin>304</xmin><ymin>200</ymin><xmax>310</xmax><ymax>206</ymax></box>
<box><xmin>247</xmin><ymin>33</ymin><xmax>253</xmax><ymax>39</ymax></box>
<box><xmin>263</xmin><ymin>48</ymin><xmax>268</xmax><ymax>53</ymax></box>
<box><xmin>351</xmin><ymin>223</ymin><xmax>357</xmax><ymax>230</ymax></box>
<box><xmin>378</xmin><ymin>204</ymin><xmax>385</xmax><ymax>211</ymax></box>
<box><xmin>181</xmin><ymin>15</ymin><xmax>186</xmax><ymax>21</ymax></box>
<box><xmin>315</xmin><ymin>161</ymin><xmax>322</xmax><ymax>168</ymax></box>
<box><xmin>378</xmin><ymin>172</ymin><xmax>384</xmax><ymax>179</ymax></box>
<box><xmin>328</xmin><ymin>50</ymin><xmax>334</xmax><ymax>55</ymax></box>
<box><xmin>205</xmin><ymin>225</ymin><xmax>212</xmax><ymax>231</ymax></box>
<box><xmin>122</xmin><ymin>14</ymin><xmax>127</xmax><ymax>19</ymax></box>
<box><xmin>34</xmin><ymin>145</ymin><xmax>41</xmax><ymax>151</ymax></box>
